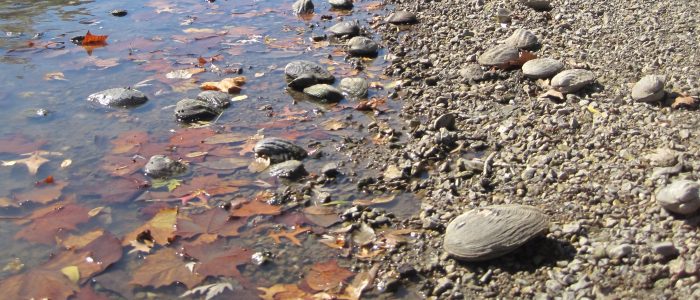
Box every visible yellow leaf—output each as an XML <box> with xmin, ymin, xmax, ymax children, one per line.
<box><xmin>61</xmin><ymin>230</ymin><xmax>104</xmax><ymax>249</ymax></box>
<box><xmin>586</xmin><ymin>104</ymin><xmax>601</xmax><ymax>115</ymax></box>
<box><xmin>88</xmin><ymin>207</ymin><xmax>105</xmax><ymax>217</ymax></box>
<box><xmin>60</xmin><ymin>266</ymin><xmax>80</xmax><ymax>284</ymax></box>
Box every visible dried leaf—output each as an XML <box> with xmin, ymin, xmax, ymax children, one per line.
<box><xmin>60</xmin><ymin>230</ymin><xmax>105</xmax><ymax>249</ymax></box>
<box><xmin>319</xmin><ymin>234</ymin><xmax>346</xmax><ymax>250</ymax></box>
<box><xmin>151</xmin><ymin>178</ymin><xmax>182</xmax><ymax>192</ymax></box>
<box><xmin>181</xmin><ymin>282</ymin><xmax>235</xmax><ymax>300</ymax></box>
<box><xmin>175</xmin><ymin>208</ymin><xmax>245</xmax><ymax>239</ymax></box>
<box><xmin>351</xmin><ymin>223</ymin><xmax>376</xmax><ymax>246</ymax></box>
<box><xmin>305</xmin><ymin>260</ymin><xmax>353</xmax><ymax>291</ymax></box>
<box><xmin>183</xmin><ymin>239</ymin><xmax>251</xmax><ymax>278</ymax></box>
<box><xmin>352</xmin><ymin>194</ymin><xmax>396</xmax><ymax>206</ymax></box>
<box><xmin>111</xmin><ymin>130</ymin><xmax>149</xmax><ymax>154</ymax></box>
<box><xmin>185</xmin><ymin>151</ymin><xmax>208</xmax><ymax>158</ymax></box>
<box><xmin>248</xmin><ymin>157</ymin><xmax>271</xmax><ymax>173</ymax></box>
<box><xmin>537</xmin><ymin>89</ymin><xmax>565</xmax><ymax>101</ymax></box>
<box><xmin>60</xmin><ymin>266</ymin><xmax>80</xmax><ymax>284</ymax></box>
<box><xmin>2</xmin><ymin>151</ymin><xmax>60</xmax><ymax>175</ymax></box>
<box><xmin>60</xmin><ymin>159</ymin><xmax>72</xmax><ymax>168</ymax></box>
<box><xmin>672</xmin><ymin>95</ymin><xmax>698</xmax><ymax>109</ymax></box>
<box><xmin>14</xmin><ymin>203</ymin><xmax>90</xmax><ymax>244</ymax></box>
<box><xmin>231</xmin><ymin>200</ymin><xmax>281</xmax><ymax>217</ymax></box>
<box><xmin>130</xmin><ymin>248</ymin><xmax>205</xmax><ymax>289</ymax></box>
<box><xmin>14</xmin><ymin>181</ymin><xmax>68</xmax><ymax>205</ymax></box>
<box><xmin>232</xmin><ymin>95</ymin><xmax>248</xmax><ymax>101</ymax></box>
<box><xmin>44</xmin><ymin>72</ymin><xmax>66</xmax><ymax>81</ymax></box>
<box><xmin>258</xmin><ymin>284</ymin><xmax>312</xmax><ymax>300</ymax></box>
<box><xmin>82</xmin><ymin>31</ymin><xmax>108</xmax><ymax>45</ymax></box>
<box><xmin>268</xmin><ymin>226</ymin><xmax>311</xmax><ymax>246</ymax></box>
<box><xmin>122</xmin><ymin>207</ymin><xmax>178</xmax><ymax>246</ymax></box>
<box><xmin>200</xmin><ymin>76</ymin><xmax>246</xmax><ymax>94</ymax></box>
<box><xmin>303</xmin><ymin>206</ymin><xmax>340</xmax><ymax>227</ymax></box>
<box><xmin>199</xmin><ymin>157</ymin><xmax>249</xmax><ymax>170</ymax></box>
<box><xmin>321</xmin><ymin>119</ymin><xmax>347</xmax><ymax>131</ymax></box>
<box><xmin>203</xmin><ymin>133</ymin><xmax>249</xmax><ymax>144</ymax></box>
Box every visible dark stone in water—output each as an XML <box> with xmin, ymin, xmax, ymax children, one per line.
<box><xmin>347</xmin><ymin>36</ymin><xmax>378</xmax><ymax>57</ymax></box>
<box><xmin>111</xmin><ymin>9</ymin><xmax>128</xmax><ymax>17</ymax></box>
<box><xmin>339</xmin><ymin>77</ymin><xmax>369</xmax><ymax>98</ymax></box>
<box><xmin>288</xmin><ymin>74</ymin><xmax>319</xmax><ymax>91</ymax></box>
<box><xmin>329</xmin><ymin>0</ymin><xmax>353</xmax><ymax>9</ymax></box>
<box><xmin>87</xmin><ymin>87</ymin><xmax>148</xmax><ymax>108</ymax></box>
<box><xmin>254</xmin><ymin>137</ymin><xmax>308</xmax><ymax>164</ymax></box>
<box><xmin>174</xmin><ymin>99</ymin><xmax>220</xmax><ymax>123</ymax></box>
<box><xmin>196</xmin><ymin>90</ymin><xmax>231</xmax><ymax>109</ymax></box>
<box><xmin>269</xmin><ymin>160</ymin><xmax>307</xmax><ymax>179</ymax></box>
<box><xmin>386</xmin><ymin>11</ymin><xmax>418</xmax><ymax>25</ymax></box>
<box><xmin>145</xmin><ymin>155</ymin><xmax>187</xmax><ymax>178</ymax></box>
<box><xmin>303</xmin><ymin>84</ymin><xmax>344</xmax><ymax>102</ymax></box>
<box><xmin>284</xmin><ymin>60</ymin><xmax>335</xmax><ymax>84</ymax></box>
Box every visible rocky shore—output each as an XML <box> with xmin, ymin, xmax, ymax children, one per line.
<box><xmin>361</xmin><ymin>0</ymin><xmax>700</xmax><ymax>298</ymax></box>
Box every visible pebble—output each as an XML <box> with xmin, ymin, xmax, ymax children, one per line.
<box><xmin>550</xmin><ymin>69</ymin><xmax>596</xmax><ymax>93</ymax></box>
<box><xmin>339</xmin><ymin>77</ymin><xmax>369</xmax><ymax>98</ymax></box>
<box><xmin>606</xmin><ymin>244</ymin><xmax>633</xmax><ymax>259</ymax></box>
<box><xmin>433</xmin><ymin>277</ymin><xmax>454</xmax><ymax>295</ymax></box>
<box><xmin>655</xmin><ymin>180</ymin><xmax>700</xmax><ymax>215</ymax></box>
<box><xmin>433</xmin><ymin>113</ymin><xmax>456</xmax><ymax>130</ymax></box>
<box><xmin>303</xmin><ymin>84</ymin><xmax>344</xmax><ymax>102</ymax></box>
<box><xmin>328</xmin><ymin>0</ymin><xmax>353</xmax><ymax>9</ymax></box>
<box><xmin>174</xmin><ymin>98</ymin><xmax>220</xmax><ymax>123</ymax></box>
<box><xmin>652</xmin><ymin>241</ymin><xmax>679</xmax><ymax>259</ymax></box>
<box><xmin>504</xmin><ymin>28</ymin><xmax>539</xmax><ymax>49</ymax></box>
<box><xmin>522</xmin><ymin>58</ymin><xmax>564</xmax><ymax>79</ymax></box>
<box><xmin>631</xmin><ymin>74</ymin><xmax>666</xmax><ymax>103</ymax></box>
<box><xmin>522</xmin><ymin>0</ymin><xmax>553</xmax><ymax>11</ymax></box>
<box><xmin>347</xmin><ymin>36</ymin><xmax>379</xmax><ymax>57</ymax></box>
<box><xmin>87</xmin><ymin>87</ymin><xmax>148</xmax><ymax>108</ymax></box>
<box><xmin>292</xmin><ymin>0</ymin><xmax>314</xmax><ymax>14</ymax></box>
<box><xmin>328</xmin><ymin>21</ymin><xmax>360</xmax><ymax>38</ymax></box>
<box><xmin>477</xmin><ymin>45</ymin><xmax>519</xmax><ymax>66</ymax></box>
<box><xmin>144</xmin><ymin>155</ymin><xmax>186</xmax><ymax>179</ymax></box>
<box><xmin>385</xmin><ymin>11</ymin><xmax>418</xmax><ymax>25</ymax></box>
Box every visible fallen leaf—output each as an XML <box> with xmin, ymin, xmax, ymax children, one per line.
<box><xmin>351</xmin><ymin>223</ymin><xmax>376</xmax><ymax>246</ymax></box>
<box><xmin>268</xmin><ymin>226</ymin><xmax>311</xmax><ymax>246</ymax></box>
<box><xmin>183</xmin><ymin>239</ymin><xmax>251</xmax><ymax>278</ymax></box>
<box><xmin>200</xmin><ymin>76</ymin><xmax>246</xmax><ymax>94</ymax></box>
<box><xmin>355</xmin><ymin>97</ymin><xmax>385</xmax><ymax>111</ymax></box>
<box><xmin>305</xmin><ymin>260</ymin><xmax>353</xmax><ymax>291</ymax></box>
<box><xmin>231</xmin><ymin>200</ymin><xmax>281</xmax><ymax>217</ymax></box>
<box><xmin>303</xmin><ymin>206</ymin><xmax>340</xmax><ymax>227</ymax></box>
<box><xmin>258</xmin><ymin>284</ymin><xmax>312</xmax><ymax>300</ymax></box>
<box><xmin>0</xmin><ymin>268</ymin><xmax>77</xmax><ymax>299</ymax></box>
<box><xmin>13</xmin><ymin>181</ymin><xmax>67</xmax><ymax>205</ymax></box>
<box><xmin>254</xmin><ymin>72</ymin><xmax>265</xmax><ymax>77</ymax></box>
<box><xmin>60</xmin><ymin>159</ymin><xmax>72</xmax><ymax>168</ymax></box>
<box><xmin>2</xmin><ymin>151</ymin><xmax>61</xmax><ymax>175</ymax></box>
<box><xmin>60</xmin><ymin>266</ymin><xmax>80</xmax><ymax>284</ymax></box>
<box><xmin>111</xmin><ymin>130</ymin><xmax>149</xmax><ymax>154</ymax></box>
<box><xmin>0</xmin><ymin>135</ymin><xmax>46</xmax><ymax>154</ymax></box>
<box><xmin>203</xmin><ymin>133</ymin><xmax>249</xmax><ymax>144</ymax></box>
<box><xmin>14</xmin><ymin>203</ymin><xmax>90</xmax><ymax>244</ymax></box>
<box><xmin>321</xmin><ymin>119</ymin><xmax>347</xmax><ymax>131</ymax></box>
<box><xmin>672</xmin><ymin>95</ymin><xmax>698</xmax><ymax>109</ymax></box>
<box><xmin>122</xmin><ymin>207</ymin><xmax>178</xmax><ymax>246</ymax></box>
<box><xmin>175</xmin><ymin>208</ymin><xmax>246</xmax><ymax>239</ymax></box>
<box><xmin>166</xmin><ymin>68</ymin><xmax>206</xmax><ymax>79</ymax></box>
<box><xmin>319</xmin><ymin>234</ymin><xmax>346</xmax><ymax>250</ymax></box>
<box><xmin>151</xmin><ymin>178</ymin><xmax>182</xmax><ymax>192</ymax></box>
<box><xmin>181</xmin><ymin>282</ymin><xmax>235</xmax><ymax>300</ymax></box>
<box><xmin>537</xmin><ymin>89</ymin><xmax>565</xmax><ymax>101</ymax></box>
<box><xmin>82</xmin><ymin>31</ymin><xmax>108</xmax><ymax>45</ymax></box>
<box><xmin>183</xmin><ymin>28</ymin><xmax>216</xmax><ymax>34</ymax></box>
<box><xmin>60</xmin><ymin>230</ymin><xmax>105</xmax><ymax>249</ymax></box>
<box><xmin>185</xmin><ymin>151</ymin><xmax>208</xmax><ymax>158</ymax></box>
<box><xmin>248</xmin><ymin>157</ymin><xmax>271</xmax><ymax>173</ymax></box>
<box><xmin>343</xmin><ymin>265</ymin><xmax>379</xmax><ymax>300</ymax></box>
<box><xmin>232</xmin><ymin>95</ymin><xmax>248</xmax><ymax>101</ymax></box>
<box><xmin>169</xmin><ymin>127</ymin><xmax>217</xmax><ymax>147</ymax></box>
<box><xmin>130</xmin><ymin>248</ymin><xmax>205</xmax><ymax>289</ymax></box>
<box><xmin>352</xmin><ymin>194</ymin><xmax>396</xmax><ymax>206</ymax></box>
<box><xmin>44</xmin><ymin>72</ymin><xmax>66</xmax><ymax>81</ymax></box>
<box><xmin>199</xmin><ymin>157</ymin><xmax>249</xmax><ymax>170</ymax></box>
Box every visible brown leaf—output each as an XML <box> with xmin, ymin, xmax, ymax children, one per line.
<box><xmin>537</xmin><ymin>89</ymin><xmax>565</xmax><ymax>101</ymax></box>
<box><xmin>82</xmin><ymin>31</ymin><xmax>108</xmax><ymax>45</ymax></box>
<box><xmin>169</xmin><ymin>127</ymin><xmax>217</xmax><ymax>147</ymax></box>
<box><xmin>111</xmin><ymin>130</ymin><xmax>149</xmax><ymax>154</ymax></box>
<box><xmin>200</xmin><ymin>76</ymin><xmax>246</xmax><ymax>94</ymax></box>
<box><xmin>60</xmin><ymin>229</ymin><xmax>105</xmax><ymax>250</ymax></box>
<box><xmin>203</xmin><ymin>133</ymin><xmax>249</xmax><ymax>144</ymax></box>
<box><xmin>14</xmin><ymin>203</ymin><xmax>91</xmax><ymax>244</ymax></box>
<box><xmin>0</xmin><ymin>135</ymin><xmax>46</xmax><ymax>154</ymax></box>
<box><xmin>130</xmin><ymin>248</ymin><xmax>205</xmax><ymax>289</ymax></box>
<box><xmin>672</xmin><ymin>95</ymin><xmax>698</xmax><ymax>109</ymax></box>
<box><xmin>0</xmin><ymin>268</ymin><xmax>78</xmax><ymax>300</ymax></box>
<box><xmin>303</xmin><ymin>206</ymin><xmax>340</xmax><ymax>228</ymax></box>
<box><xmin>321</xmin><ymin>119</ymin><xmax>347</xmax><ymax>131</ymax></box>
<box><xmin>231</xmin><ymin>200</ymin><xmax>281</xmax><ymax>217</ymax></box>
<box><xmin>74</xmin><ymin>286</ymin><xmax>111</xmax><ymax>300</ymax></box>
<box><xmin>122</xmin><ymin>207</ymin><xmax>177</xmax><ymax>246</ymax></box>
<box><xmin>257</xmin><ymin>284</ymin><xmax>313</xmax><ymax>300</ymax></box>
<box><xmin>351</xmin><ymin>194</ymin><xmax>396</xmax><ymax>207</ymax></box>
<box><xmin>175</xmin><ymin>208</ymin><xmax>245</xmax><ymax>239</ymax></box>
<box><xmin>44</xmin><ymin>231</ymin><xmax>123</xmax><ymax>284</ymax></box>
<box><xmin>305</xmin><ymin>260</ymin><xmax>353</xmax><ymax>291</ymax></box>
<box><xmin>14</xmin><ymin>181</ymin><xmax>68</xmax><ymax>205</ymax></box>
<box><xmin>44</xmin><ymin>72</ymin><xmax>66</xmax><ymax>81</ymax></box>
<box><xmin>268</xmin><ymin>226</ymin><xmax>311</xmax><ymax>246</ymax></box>
<box><xmin>2</xmin><ymin>151</ymin><xmax>60</xmax><ymax>175</ymax></box>
<box><xmin>199</xmin><ymin>157</ymin><xmax>249</xmax><ymax>170</ymax></box>
<box><xmin>183</xmin><ymin>239</ymin><xmax>252</xmax><ymax>278</ymax></box>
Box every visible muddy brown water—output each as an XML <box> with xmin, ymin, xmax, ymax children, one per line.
<box><xmin>0</xmin><ymin>0</ymin><xmax>422</xmax><ymax>299</ymax></box>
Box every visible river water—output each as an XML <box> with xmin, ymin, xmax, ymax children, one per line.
<box><xmin>0</xmin><ymin>0</ymin><xmax>421</xmax><ymax>299</ymax></box>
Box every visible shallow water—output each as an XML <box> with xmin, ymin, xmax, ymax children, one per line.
<box><xmin>0</xmin><ymin>0</ymin><xmax>421</xmax><ymax>299</ymax></box>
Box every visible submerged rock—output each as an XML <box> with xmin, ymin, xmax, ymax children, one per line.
<box><xmin>174</xmin><ymin>99</ymin><xmax>220</xmax><ymax>123</ymax></box>
<box><xmin>284</xmin><ymin>60</ymin><xmax>335</xmax><ymax>84</ymax></box>
<box><xmin>303</xmin><ymin>84</ymin><xmax>344</xmax><ymax>102</ymax></box>
<box><xmin>340</xmin><ymin>77</ymin><xmax>369</xmax><ymax>98</ymax></box>
<box><xmin>386</xmin><ymin>11</ymin><xmax>418</xmax><ymax>24</ymax></box>
<box><xmin>196</xmin><ymin>90</ymin><xmax>231</xmax><ymax>109</ymax></box>
<box><xmin>632</xmin><ymin>75</ymin><xmax>666</xmax><ymax>103</ymax></box>
<box><xmin>328</xmin><ymin>21</ymin><xmax>360</xmax><ymax>38</ymax></box>
<box><xmin>269</xmin><ymin>160</ymin><xmax>307</xmax><ymax>179</ymax></box>
<box><xmin>656</xmin><ymin>180</ymin><xmax>700</xmax><ymax>215</ymax></box>
<box><xmin>254</xmin><ymin>137</ymin><xmax>308</xmax><ymax>164</ymax></box>
<box><xmin>329</xmin><ymin>0</ymin><xmax>353</xmax><ymax>9</ymax></box>
<box><xmin>292</xmin><ymin>0</ymin><xmax>314</xmax><ymax>14</ymax></box>
<box><xmin>477</xmin><ymin>45</ymin><xmax>519</xmax><ymax>66</ymax></box>
<box><xmin>522</xmin><ymin>58</ymin><xmax>564</xmax><ymax>79</ymax></box>
<box><xmin>444</xmin><ymin>204</ymin><xmax>549</xmax><ymax>261</ymax></box>
<box><xmin>551</xmin><ymin>69</ymin><xmax>596</xmax><ymax>93</ymax></box>
<box><xmin>145</xmin><ymin>155</ymin><xmax>186</xmax><ymax>178</ymax></box>
<box><xmin>87</xmin><ymin>88</ymin><xmax>148</xmax><ymax>108</ymax></box>
<box><xmin>347</xmin><ymin>36</ymin><xmax>379</xmax><ymax>57</ymax></box>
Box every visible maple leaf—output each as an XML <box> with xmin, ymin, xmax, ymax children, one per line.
<box><xmin>231</xmin><ymin>199</ymin><xmax>281</xmax><ymax>217</ymax></box>
<box><xmin>169</xmin><ymin>127</ymin><xmax>218</xmax><ymax>147</ymax></box>
<box><xmin>268</xmin><ymin>226</ymin><xmax>311</xmax><ymax>246</ymax></box>
<box><xmin>305</xmin><ymin>260</ymin><xmax>354</xmax><ymax>291</ymax></box>
<box><xmin>175</xmin><ymin>208</ymin><xmax>246</xmax><ymax>239</ymax></box>
<box><xmin>74</xmin><ymin>286</ymin><xmax>111</xmax><ymax>300</ymax></box>
<box><xmin>60</xmin><ymin>229</ymin><xmax>105</xmax><ymax>250</ymax></box>
<box><xmin>1</xmin><ymin>150</ymin><xmax>62</xmax><ymax>175</ymax></box>
<box><xmin>122</xmin><ymin>207</ymin><xmax>178</xmax><ymax>246</ymax></box>
<box><xmin>200</xmin><ymin>76</ymin><xmax>246</xmax><ymax>94</ymax></box>
<box><xmin>44</xmin><ymin>231</ymin><xmax>123</xmax><ymax>284</ymax></box>
<box><xmin>258</xmin><ymin>284</ymin><xmax>313</xmax><ymax>300</ymax></box>
<box><xmin>111</xmin><ymin>130</ymin><xmax>149</xmax><ymax>154</ymax></box>
<box><xmin>183</xmin><ymin>239</ymin><xmax>252</xmax><ymax>278</ymax></box>
<box><xmin>151</xmin><ymin>178</ymin><xmax>182</xmax><ymax>192</ymax></box>
<box><xmin>14</xmin><ymin>203</ymin><xmax>90</xmax><ymax>244</ymax></box>
<box><xmin>0</xmin><ymin>268</ymin><xmax>78</xmax><ymax>300</ymax></box>
<box><xmin>130</xmin><ymin>248</ymin><xmax>205</xmax><ymax>289</ymax></box>
<box><xmin>100</xmin><ymin>154</ymin><xmax>147</xmax><ymax>177</ymax></box>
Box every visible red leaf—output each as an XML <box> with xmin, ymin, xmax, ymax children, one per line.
<box><xmin>304</xmin><ymin>260</ymin><xmax>354</xmax><ymax>291</ymax></box>
<box><xmin>82</xmin><ymin>31</ymin><xmax>108</xmax><ymax>45</ymax></box>
<box><xmin>231</xmin><ymin>199</ymin><xmax>281</xmax><ymax>217</ymax></box>
<box><xmin>130</xmin><ymin>248</ymin><xmax>205</xmax><ymax>289</ymax></box>
<box><xmin>183</xmin><ymin>239</ymin><xmax>252</xmax><ymax>279</ymax></box>
<box><xmin>14</xmin><ymin>203</ymin><xmax>91</xmax><ymax>244</ymax></box>
<box><xmin>175</xmin><ymin>208</ymin><xmax>246</xmax><ymax>239</ymax></box>
<box><xmin>0</xmin><ymin>135</ymin><xmax>46</xmax><ymax>154</ymax></box>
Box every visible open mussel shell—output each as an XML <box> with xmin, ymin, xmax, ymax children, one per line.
<box><xmin>444</xmin><ymin>204</ymin><xmax>549</xmax><ymax>261</ymax></box>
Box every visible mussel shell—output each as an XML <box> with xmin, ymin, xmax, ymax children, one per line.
<box><xmin>254</xmin><ymin>137</ymin><xmax>308</xmax><ymax>164</ymax></box>
<box><xmin>522</xmin><ymin>58</ymin><xmax>564</xmax><ymax>79</ymax></box>
<box><xmin>284</xmin><ymin>60</ymin><xmax>335</xmax><ymax>83</ymax></box>
<box><xmin>444</xmin><ymin>204</ymin><xmax>549</xmax><ymax>261</ymax></box>
<box><xmin>550</xmin><ymin>69</ymin><xmax>596</xmax><ymax>93</ymax></box>
<box><xmin>477</xmin><ymin>45</ymin><xmax>519</xmax><ymax>66</ymax></box>
<box><xmin>631</xmin><ymin>75</ymin><xmax>665</xmax><ymax>103</ymax></box>
<box><xmin>504</xmin><ymin>29</ymin><xmax>538</xmax><ymax>49</ymax></box>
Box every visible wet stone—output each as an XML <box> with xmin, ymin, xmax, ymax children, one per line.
<box><xmin>551</xmin><ymin>69</ymin><xmax>596</xmax><ymax>93</ymax></box>
<box><xmin>145</xmin><ymin>155</ymin><xmax>186</xmax><ymax>179</ymax></box>
<box><xmin>606</xmin><ymin>244</ymin><xmax>633</xmax><ymax>259</ymax></box>
<box><xmin>196</xmin><ymin>90</ymin><xmax>231</xmax><ymax>109</ymax></box>
<box><xmin>522</xmin><ymin>58</ymin><xmax>564</xmax><ymax>79</ymax></box>
<box><xmin>328</xmin><ymin>21</ymin><xmax>360</xmax><ymax>38</ymax></box>
<box><xmin>174</xmin><ymin>99</ymin><xmax>220</xmax><ymax>123</ymax></box>
<box><xmin>329</xmin><ymin>0</ymin><xmax>353</xmax><ymax>9</ymax></box>
<box><xmin>504</xmin><ymin>28</ymin><xmax>539</xmax><ymax>49</ymax></box>
<box><xmin>110</xmin><ymin>9</ymin><xmax>127</xmax><ymax>17</ymax></box>
<box><xmin>284</xmin><ymin>60</ymin><xmax>335</xmax><ymax>84</ymax></box>
<box><xmin>347</xmin><ymin>36</ymin><xmax>378</xmax><ymax>57</ymax></box>
<box><xmin>656</xmin><ymin>180</ymin><xmax>700</xmax><ymax>215</ymax></box>
<box><xmin>632</xmin><ymin>75</ymin><xmax>666</xmax><ymax>103</ymax></box>
<box><xmin>321</xmin><ymin>162</ymin><xmax>340</xmax><ymax>177</ymax></box>
<box><xmin>87</xmin><ymin>87</ymin><xmax>148</xmax><ymax>108</ymax></box>
<box><xmin>386</xmin><ymin>11</ymin><xmax>418</xmax><ymax>25</ymax></box>
<box><xmin>303</xmin><ymin>84</ymin><xmax>344</xmax><ymax>102</ymax></box>
<box><xmin>292</xmin><ymin>0</ymin><xmax>314</xmax><ymax>14</ymax></box>
<box><xmin>269</xmin><ymin>160</ymin><xmax>307</xmax><ymax>179</ymax></box>
<box><xmin>254</xmin><ymin>137</ymin><xmax>308</xmax><ymax>164</ymax></box>
<box><xmin>339</xmin><ymin>77</ymin><xmax>369</xmax><ymax>98</ymax></box>
<box><xmin>477</xmin><ymin>45</ymin><xmax>519</xmax><ymax>66</ymax></box>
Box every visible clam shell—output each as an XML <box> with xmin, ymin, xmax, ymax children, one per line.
<box><xmin>328</xmin><ymin>21</ymin><xmax>360</xmax><ymax>38</ymax></box>
<box><xmin>550</xmin><ymin>69</ymin><xmax>596</xmax><ymax>93</ymax></box>
<box><xmin>504</xmin><ymin>29</ymin><xmax>538</xmax><ymax>49</ymax></box>
<box><xmin>285</xmin><ymin>60</ymin><xmax>335</xmax><ymax>84</ymax></box>
<box><xmin>656</xmin><ymin>180</ymin><xmax>700</xmax><ymax>215</ymax></box>
<box><xmin>444</xmin><ymin>205</ymin><xmax>549</xmax><ymax>261</ymax></box>
<box><xmin>386</xmin><ymin>11</ymin><xmax>418</xmax><ymax>25</ymax></box>
<box><xmin>347</xmin><ymin>36</ymin><xmax>379</xmax><ymax>57</ymax></box>
<box><xmin>292</xmin><ymin>0</ymin><xmax>314</xmax><ymax>14</ymax></box>
<box><xmin>632</xmin><ymin>75</ymin><xmax>665</xmax><ymax>103</ymax></box>
<box><xmin>254</xmin><ymin>138</ymin><xmax>308</xmax><ymax>164</ymax></box>
<box><xmin>522</xmin><ymin>58</ymin><xmax>564</xmax><ymax>79</ymax></box>
<box><xmin>477</xmin><ymin>45</ymin><xmax>519</xmax><ymax>66</ymax></box>
<box><xmin>339</xmin><ymin>77</ymin><xmax>369</xmax><ymax>98</ymax></box>
<box><xmin>269</xmin><ymin>160</ymin><xmax>307</xmax><ymax>179</ymax></box>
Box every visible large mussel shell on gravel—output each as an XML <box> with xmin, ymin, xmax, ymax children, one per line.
<box><xmin>444</xmin><ymin>205</ymin><xmax>549</xmax><ymax>261</ymax></box>
<box><xmin>328</xmin><ymin>21</ymin><xmax>360</xmax><ymax>38</ymax></box>
<box><xmin>477</xmin><ymin>44</ymin><xmax>519</xmax><ymax>66</ymax></box>
<box><xmin>504</xmin><ymin>28</ymin><xmax>539</xmax><ymax>49</ymax></box>
<box><xmin>522</xmin><ymin>58</ymin><xmax>564</xmax><ymax>79</ymax></box>
<box><xmin>656</xmin><ymin>180</ymin><xmax>700</xmax><ymax>215</ymax></box>
<box><xmin>550</xmin><ymin>69</ymin><xmax>596</xmax><ymax>93</ymax></box>
<box><xmin>254</xmin><ymin>137</ymin><xmax>308</xmax><ymax>164</ymax></box>
<box><xmin>284</xmin><ymin>60</ymin><xmax>335</xmax><ymax>83</ymax></box>
<box><xmin>385</xmin><ymin>11</ymin><xmax>418</xmax><ymax>24</ymax></box>
<box><xmin>632</xmin><ymin>75</ymin><xmax>666</xmax><ymax>103</ymax></box>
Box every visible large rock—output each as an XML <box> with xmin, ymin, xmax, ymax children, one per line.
<box><xmin>386</xmin><ymin>11</ymin><xmax>418</xmax><ymax>24</ymax></box>
<box><xmin>632</xmin><ymin>75</ymin><xmax>665</xmax><ymax>103</ymax></box>
<box><xmin>656</xmin><ymin>180</ymin><xmax>700</xmax><ymax>215</ymax></box>
<box><xmin>329</xmin><ymin>0</ymin><xmax>353</xmax><ymax>9</ymax></box>
<box><xmin>284</xmin><ymin>60</ymin><xmax>335</xmax><ymax>89</ymax></box>
<box><xmin>340</xmin><ymin>77</ymin><xmax>369</xmax><ymax>98</ymax></box>
<box><xmin>303</xmin><ymin>84</ymin><xmax>344</xmax><ymax>102</ymax></box>
<box><xmin>254</xmin><ymin>137</ymin><xmax>308</xmax><ymax>164</ymax></box>
<box><xmin>145</xmin><ymin>155</ymin><xmax>187</xmax><ymax>178</ymax></box>
<box><xmin>196</xmin><ymin>90</ymin><xmax>231</xmax><ymax>109</ymax></box>
<box><xmin>328</xmin><ymin>21</ymin><xmax>360</xmax><ymax>38</ymax></box>
<box><xmin>551</xmin><ymin>69</ymin><xmax>596</xmax><ymax>93</ymax></box>
<box><xmin>87</xmin><ymin>88</ymin><xmax>148</xmax><ymax>108</ymax></box>
<box><xmin>444</xmin><ymin>205</ymin><xmax>549</xmax><ymax>261</ymax></box>
<box><xmin>522</xmin><ymin>58</ymin><xmax>564</xmax><ymax>79</ymax></box>
<box><xmin>347</xmin><ymin>36</ymin><xmax>378</xmax><ymax>57</ymax></box>
<box><xmin>174</xmin><ymin>99</ymin><xmax>220</xmax><ymax>123</ymax></box>
<box><xmin>477</xmin><ymin>45</ymin><xmax>519</xmax><ymax>66</ymax></box>
<box><xmin>292</xmin><ymin>0</ymin><xmax>314</xmax><ymax>14</ymax></box>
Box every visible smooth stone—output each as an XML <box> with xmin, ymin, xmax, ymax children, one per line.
<box><xmin>477</xmin><ymin>45</ymin><xmax>519</xmax><ymax>66</ymax></box>
<box><xmin>292</xmin><ymin>0</ymin><xmax>314</xmax><ymax>14</ymax></box>
<box><xmin>303</xmin><ymin>84</ymin><xmax>344</xmax><ymax>102</ymax></box>
<box><xmin>339</xmin><ymin>77</ymin><xmax>368</xmax><ymax>98</ymax></box>
<box><xmin>284</xmin><ymin>60</ymin><xmax>335</xmax><ymax>83</ymax></box>
<box><xmin>550</xmin><ymin>69</ymin><xmax>596</xmax><ymax>93</ymax></box>
<box><xmin>522</xmin><ymin>58</ymin><xmax>564</xmax><ymax>79</ymax></box>
<box><xmin>328</xmin><ymin>21</ymin><xmax>360</xmax><ymax>38</ymax></box>
<box><xmin>321</xmin><ymin>162</ymin><xmax>340</xmax><ymax>177</ymax></box>
<box><xmin>347</xmin><ymin>36</ymin><xmax>378</xmax><ymax>57</ymax></box>
<box><xmin>254</xmin><ymin>137</ymin><xmax>308</xmax><ymax>164</ymax></box>
<box><xmin>632</xmin><ymin>75</ymin><xmax>666</xmax><ymax>103</ymax></box>
<box><xmin>606</xmin><ymin>244</ymin><xmax>633</xmax><ymax>259</ymax></box>
<box><xmin>174</xmin><ymin>99</ymin><xmax>220</xmax><ymax>123</ymax></box>
<box><xmin>656</xmin><ymin>180</ymin><xmax>700</xmax><ymax>215</ymax></box>
<box><xmin>645</xmin><ymin>148</ymin><xmax>678</xmax><ymax>167</ymax></box>
<box><xmin>196</xmin><ymin>90</ymin><xmax>231</xmax><ymax>109</ymax></box>
<box><xmin>653</xmin><ymin>242</ymin><xmax>679</xmax><ymax>259</ymax></box>
<box><xmin>504</xmin><ymin>28</ymin><xmax>539</xmax><ymax>49</ymax></box>
<box><xmin>269</xmin><ymin>160</ymin><xmax>307</xmax><ymax>179</ymax></box>
<box><xmin>144</xmin><ymin>155</ymin><xmax>186</xmax><ymax>178</ymax></box>
<box><xmin>443</xmin><ymin>205</ymin><xmax>549</xmax><ymax>261</ymax></box>
<box><xmin>386</xmin><ymin>11</ymin><xmax>418</xmax><ymax>24</ymax></box>
<box><xmin>329</xmin><ymin>0</ymin><xmax>353</xmax><ymax>9</ymax></box>
<box><xmin>521</xmin><ymin>0</ymin><xmax>553</xmax><ymax>11</ymax></box>
<box><xmin>460</xmin><ymin>64</ymin><xmax>486</xmax><ymax>81</ymax></box>
<box><xmin>87</xmin><ymin>88</ymin><xmax>148</xmax><ymax>108</ymax></box>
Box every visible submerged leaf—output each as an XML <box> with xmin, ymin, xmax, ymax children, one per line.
<box><xmin>181</xmin><ymin>282</ymin><xmax>235</xmax><ymax>300</ymax></box>
<box><xmin>14</xmin><ymin>203</ymin><xmax>91</xmax><ymax>244</ymax></box>
<box><xmin>183</xmin><ymin>239</ymin><xmax>252</xmax><ymax>278</ymax></box>
<box><xmin>304</xmin><ymin>260</ymin><xmax>353</xmax><ymax>291</ymax></box>
<box><xmin>130</xmin><ymin>248</ymin><xmax>205</xmax><ymax>289</ymax></box>
<box><xmin>122</xmin><ymin>207</ymin><xmax>178</xmax><ymax>246</ymax></box>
